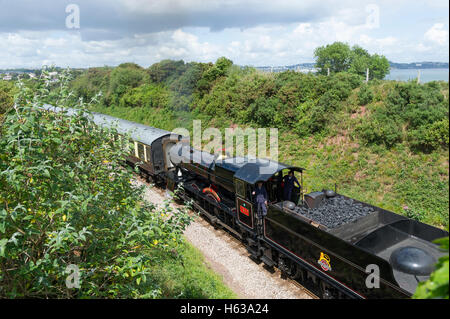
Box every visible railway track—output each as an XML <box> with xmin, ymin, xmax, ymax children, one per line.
<box><xmin>135</xmin><ymin>175</ymin><xmax>319</xmax><ymax>299</ymax></box>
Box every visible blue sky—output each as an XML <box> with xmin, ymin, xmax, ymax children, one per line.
<box><xmin>0</xmin><ymin>0</ymin><xmax>448</xmax><ymax>68</ymax></box>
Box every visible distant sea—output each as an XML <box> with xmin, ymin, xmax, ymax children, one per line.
<box><xmin>385</xmin><ymin>68</ymin><xmax>449</xmax><ymax>83</ymax></box>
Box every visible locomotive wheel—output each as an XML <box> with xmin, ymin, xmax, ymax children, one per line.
<box><xmin>291</xmin><ymin>264</ymin><xmax>306</xmax><ymax>282</ymax></box>
<box><xmin>212</xmin><ymin>207</ymin><xmax>220</xmax><ymax>229</ymax></box>
<box><xmin>319</xmin><ymin>281</ymin><xmax>334</xmax><ymax>299</ymax></box>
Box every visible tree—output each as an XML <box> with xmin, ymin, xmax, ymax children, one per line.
<box><xmin>314</xmin><ymin>42</ymin><xmax>353</xmax><ymax>75</ymax></box>
<box><xmin>368</xmin><ymin>54</ymin><xmax>390</xmax><ymax>80</ymax></box>
<box><xmin>147</xmin><ymin>60</ymin><xmax>186</xmax><ymax>84</ymax></box>
<box><xmin>169</xmin><ymin>62</ymin><xmax>205</xmax><ymax>96</ymax></box>
<box><xmin>0</xmin><ymin>70</ymin><xmax>191</xmax><ymax>298</ymax></box>
<box><xmin>314</xmin><ymin>42</ymin><xmax>390</xmax><ymax>79</ymax></box>
<box><xmin>195</xmin><ymin>58</ymin><xmax>233</xmax><ymax>97</ymax></box>
<box><xmin>348</xmin><ymin>45</ymin><xmax>371</xmax><ymax>76</ymax></box>
<box><xmin>69</xmin><ymin>67</ymin><xmax>112</xmax><ymax>105</ymax></box>
<box><xmin>119</xmin><ymin>84</ymin><xmax>170</xmax><ymax>109</ymax></box>
<box><xmin>109</xmin><ymin>64</ymin><xmax>147</xmax><ymax>105</ymax></box>
<box><xmin>215</xmin><ymin>57</ymin><xmax>233</xmax><ymax>74</ymax></box>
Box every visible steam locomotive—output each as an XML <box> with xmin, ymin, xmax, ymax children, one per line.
<box><xmin>41</xmin><ymin>104</ymin><xmax>449</xmax><ymax>299</ymax></box>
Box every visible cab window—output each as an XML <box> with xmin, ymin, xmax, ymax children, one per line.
<box><xmin>235</xmin><ymin>179</ymin><xmax>246</xmax><ymax>198</ymax></box>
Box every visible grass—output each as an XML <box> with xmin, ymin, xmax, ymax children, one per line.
<box><xmin>147</xmin><ymin>241</ymin><xmax>237</xmax><ymax>299</ymax></box>
<box><xmin>278</xmin><ymin>130</ymin><xmax>448</xmax><ymax>229</ymax></box>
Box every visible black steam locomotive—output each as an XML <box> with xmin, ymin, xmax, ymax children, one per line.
<box><xmin>41</xmin><ymin>105</ymin><xmax>449</xmax><ymax>299</ymax></box>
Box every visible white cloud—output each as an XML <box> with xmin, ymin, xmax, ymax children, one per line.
<box><xmin>424</xmin><ymin>23</ymin><xmax>449</xmax><ymax>46</ymax></box>
<box><xmin>0</xmin><ymin>1</ymin><xmax>448</xmax><ymax>68</ymax></box>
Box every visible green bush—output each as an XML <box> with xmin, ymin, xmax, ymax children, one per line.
<box><xmin>119</xmin><ymin>84</ymin><xmax>170</xmax><ymax>109</ymax></box>
<box><xmin>357</xmin><ymin>81</ymin><xmax>448</xmax><ymax>150</ymax></box>
<box><xmin>249</xmin><ymin>96</ymin><xmax>281</xmax><ymax>127</ymax></box>
<box><xmin>169</xmin><ymin>62</ymin><xmax>205</xmax><ymax>96</ymax></box>
<box><xmin>357</xmin><ymin>112</ymin><xmax>403</xmax><ymax>147</ymax></box>
<box><xmin>409</xmin><ymin>119</ymin><xmax>449</xmax><ymax>152</ymax></box>
<box><xmin>357</xmin><ymin>84</ymin><xmax>373</xmax><ymax>105</ymax></box>
<box><xmin>69</xmin><ymin>67</ymin><xmax>112</xmax><ymax>105</ymax></box>
<box><xmin>64</xmin><ymin>56</ymin><xmax>448</xmax><ymax>155</ymax></box>
<box><xmin>330</xmin><ymin>72</ymin><xmax>363</xmax><ymax>91</ymax></box>
<box><xmin>308</xmin><ymin>89</ymin><xmax>342</xmax><ymax>133</ymax></box>
<box><xmin>147</xmin><ymin>60</ymin><xmax>187</xmax><ymax>84</ymax></box>
<box><xmin>195</xmin><ymin>57</ymin><xmax>233</xmax><ymax>97</ymax></box>
<box><xmin>0</xmin><ymin>71</ymin><xmax>191</xmax><ymax>298</ymax></box>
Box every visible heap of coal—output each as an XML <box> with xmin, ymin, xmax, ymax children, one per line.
<box><xmin>293</xmin><ymin>195</ymin><xmax>375</xmax><ymax>229</ymax></box>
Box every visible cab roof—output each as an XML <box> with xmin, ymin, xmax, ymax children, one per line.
<box><xmin>216</xmin><ymin>157</ymin><xmax>303</xmax><ymax>185</ymax></box>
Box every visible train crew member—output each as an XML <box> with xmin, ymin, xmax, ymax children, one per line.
<box><xmin>283</xmin><ymin>170</ymin><xmax>301</xmax><ymax>202</ymax></box>
<box><xmin>252</xmin><ymin>182</ymin><xmax>268</xmax><ymax>218</ymax></box>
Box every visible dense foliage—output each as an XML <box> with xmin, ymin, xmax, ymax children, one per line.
<box><xmin>0</xmin><ymin>71</ymin><xmax>195</xmax><ymax>298</ymax></box>
<box><xmin>357</xmin><ymin>81</ymin><xmax>449</xmax><ymax>151</ymax></box>
<box><xmin>57</xmin><ymin>45</ymin><xmax>447</xmax><ymax>158</ymax></box>
<box><xmin>0</xmin><ymin>81</ymin><xmax>16</xmax><ymax>120</ymax></box>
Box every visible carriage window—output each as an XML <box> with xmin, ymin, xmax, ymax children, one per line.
<box><xmin>137</xmin><ymin>143</ymin><xmax>145</xmax><ymax>160</ymax></box>
<box><xmin>235</xmin><ymin>179</ymin><xmax>246</xmax><ymax>198</ymax></box>
<box><xmin>145</xmin><ymin>146</ymin><xmax>151</xmax><ymax>163</ymax></box>
<box><xmin>129</xmin><ymin>139</ymin><xmax>135</xmax><ymax>154</ymax></box>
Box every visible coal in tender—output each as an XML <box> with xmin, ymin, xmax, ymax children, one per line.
<box><xmin>295</xmin><ymin>195</ymin><xmax>375</xmax><ymax>229</ymax></box>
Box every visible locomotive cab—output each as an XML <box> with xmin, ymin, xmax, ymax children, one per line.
<box><xmin>232</xmin><ymin>160</ymin><xmax>304</xmax><ymax>232</ymax></box>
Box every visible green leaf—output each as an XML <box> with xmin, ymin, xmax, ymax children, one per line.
<box><xmin>414</xmin><ymin>237</ymin><xmax>449</xmax><ymax>299</ymax></box>
<box><xmin>0</xmin><ymin>238</ymin><xmax>8</xmax><ymax>257</ymax></box>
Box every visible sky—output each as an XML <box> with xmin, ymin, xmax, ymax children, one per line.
<box><xmin>0</xmin><ymin>0</ymin><xmax>448</xmax><ymax>69</ymax></box>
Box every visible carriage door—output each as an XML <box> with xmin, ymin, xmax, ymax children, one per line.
<box><xmin>151</xmin><ymin>141</ymin><xmax>164</xmax><ymax>173</ymax></box>
<box><xmin>234</xmin><ymin>178</ymin><xmax>254</xmax><ymax>230</ymax></box>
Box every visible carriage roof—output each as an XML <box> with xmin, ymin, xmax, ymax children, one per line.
<box><xmin>41</xmin><ymin>104</ymin><xmax>177</xmax><ymax>147</ymax></box>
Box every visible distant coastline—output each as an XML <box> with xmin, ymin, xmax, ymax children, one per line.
<box><xmin>1</xmin><ymin>62</ymin><xmax>449</xmax><ymax>83</ymax></box>
<box><xmin>389</xmin><ymin>61</ymin><xmax>449</xmax><ymax>69</ymax></box>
